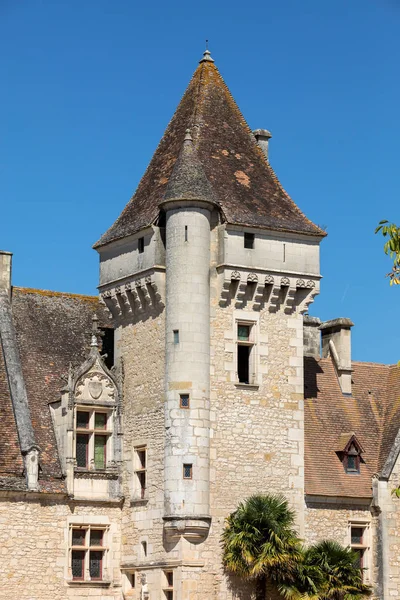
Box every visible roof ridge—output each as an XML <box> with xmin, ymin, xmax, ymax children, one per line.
<box><xmin>13</xmin><ymin>287</ymin><xmax>99</xmax><ymax>301</ymax></box>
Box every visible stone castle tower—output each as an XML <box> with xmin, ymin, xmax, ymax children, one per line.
<box><xmin>94</xmin><ymin>49</ymin><xmax>324</xmax><ymax>598</ymax></box>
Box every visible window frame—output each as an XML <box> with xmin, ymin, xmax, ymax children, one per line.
<box><xmin>69</xmin><ymin>524</ymin><xmax>109</xmax><ymax>583</ymax></box>
<box><xmin>133</xmin><ymin>445</ymin><xmax>147</xmax><ymax>500</ymax></box>
<box><xmin>348</xmin><ymin>522</ymin><xmax>370</xmax><ymax>583</ymax></box>
<box><xmin>75</xmin><ymin>407</ymin><xmax>113</xmax><ymax>471</ymax></box>
<box><xmin>236</xmin><ymin>320</ymin><xmax>257</xmax><ymax>385</ymax></box>
<box><xmin>183</xmin><ymin>463</ymin><xmax>193</xmax><ymax>480</ymax></box>
<box><xmin>162</xmin><ymin>569</ymin><xmax>174</xmax><ymax>600</ymax></box>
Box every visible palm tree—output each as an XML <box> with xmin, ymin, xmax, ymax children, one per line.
<box><xmin>279</xmin><ymin>540</ymin><xmax>372</xmax><ymax>600</ymax></box>
<box><xmin>222</xmin><ymin>494</ymin><xmax>302</xmax><ymax>600</ymax></box>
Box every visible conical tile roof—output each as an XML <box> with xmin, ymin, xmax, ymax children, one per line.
<box><xmin>162</xmin><ymin>129</ymin><xmax>217</xmax><ymax>205</ymax></box>
<box><xmin>94</xmin><ymin>52</ymin><xmax>324</xmax><ymax>248</ymax></box>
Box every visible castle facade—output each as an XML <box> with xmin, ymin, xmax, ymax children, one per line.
<box><xmin>0</xmin><ymin>50</ymin><xmax>399</xmax><ymax>600</ymax></box>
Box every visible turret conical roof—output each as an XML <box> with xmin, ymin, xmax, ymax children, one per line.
<box><xmin>162</xmin><ymin>129</ymin><xmax>217</xmax><ymax>205</ymax></box>
<box><xmin>94</xmin><ymin>52</ymin><xmax>324</xmax><ymax>248</ymax></box>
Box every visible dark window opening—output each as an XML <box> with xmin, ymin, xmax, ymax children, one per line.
<box><xmin>100</xmin><ymin>327</ymin><xmax>114</xmax><ymax>370</ymax></box>
<box><xmin>76</xmin><ymin>411</ymin><xmax>89</xmax><ymax>429</ymax></box>
<box><xmin>89</xmin><ymin>550</ymin><xmax>103</xmax><ymax>580</ymax></box>
<box><xmin>72</xmin><ymin>528</ymin><xmax>86</xmax><ymax>546</ymax></box>
<box><xmin>180</xmin><ymin>394</ymin><xmax>190</xmax><ymax>408</ymax></box>
<box><xmin>351</xmin><ymin>527</ymin><xmax>364</xmax><ymax>545</ymax></box>
<box><xmin>183</xmin><ymin>463</ymin><xmax>193</xmax><ymax>479</ymax></box>
<box><xmin>185</xmin><ymin>225</ymin><xmax>188</xmax><ymax>242</ymax></box>
<box><xmin>128</xmin><ymin>572</ymin><xmax>135</xmax><ymax>588</ymax></box>
<box><xmin>137</xmin><ymin>472</ymin><xmax>146</xmax><ymax>498</ymax></box>
<box><xmin>71</xmin><ymin>550</ymin><xmax>85</xmax><ymax>580</ymax></box>
<box><xmin>76</xmin><ymin>434</ymin><xmax>89</xmax><ymax>468</ymax></box>
<box><xmin>138</xmin><ymin>237</ymin><xmax>144</xmax><ymax>254</ymax></box>
<box><xmin>173</xmin><ymin>330</ymin><xmax>179</xmax><ymax>344</ymax></box>
<box><xmin>165</xmin><ymin>592</ymin><xmax>173</xmax><ymax>600</ymax></box>
<box><xmin>244</xmin><ymin>232</ymin><xmax>255</xmax><ymax>249</ymax></box>
<box><xmin>237</xmin><ymin>345</ymin><xmax>251</xmax><ymax>384</ymax></box>
<box><xmin>141</xmin><ymin>541</ymin><xmax>147</xmax><ymax>557</ymax></box>
<box><xmin>344</xmin><ymin>443</ymin><xmax>361</xmax><ymax>474</ymax></box>
<box><xmin>165</xmin><ymin>571</ymin><xmax>174</xmax><ymax>587</ymax></box>
<box><xmin>90</xmin><ymin>529</ymin><xmax>103</xmax><ymax>547</ymax></box>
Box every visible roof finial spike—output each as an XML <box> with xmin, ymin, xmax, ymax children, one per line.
<box><xmin>90</xmin><ymin>313</ymin><xmax>99</xmax><ymax>348</ymax></box>
<box><xmin>199</xmin><ymin>43</ymin><xmax>214</xmax><ymax>64</ymax></box>
<box><xmin>184</xmin><ymin>128</ymin><xmax>193</xmax><ymax>142</ymax></box>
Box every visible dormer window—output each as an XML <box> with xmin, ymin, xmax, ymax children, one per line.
<box><xmin>345</xmin><ymin>443</ymin><xmax>360</xmax><ymax>474</ymax></box>
<box><xmin>336</xmin><ymin>432</ymin><xmax>363</xmax><ymax>475</ymax></box>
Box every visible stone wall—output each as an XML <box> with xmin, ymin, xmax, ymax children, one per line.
<box><xmin>305</xmin><ymin>500</ymin><xmax>376</xmax><ymax>588</ymax></box>
<box><xmin>0</xmin><ymin>494</ymin><xmax>121</xmax><ymax>599</ymax></box>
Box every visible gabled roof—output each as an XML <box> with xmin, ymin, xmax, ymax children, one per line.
<box><xmin>94</xmin><ymin>52</ymin><xmax>325</xmax><ymax>249</ymax></box>
<box><xmin>0</xmin><ymin>287</ymin><xmax>110</xmax><ymax>493</ymax></box>
<box><xmin>304</xmin><ymin>357</ymin><xmax>400</xmax><ymax>499</ymax></box>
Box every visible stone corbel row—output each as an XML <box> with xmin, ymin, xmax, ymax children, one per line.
<box><xmin>220</xmin><ymin>271</ymin><xmax>319</xmax><ymax>314</ymax></box>
<box><xmin>100</xmin><ymin>273</ymin><xmax>164</xmax><ymax>317</ymax></box>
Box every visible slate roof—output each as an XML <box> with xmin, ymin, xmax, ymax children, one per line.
<box><xmin>304</xmin><ymin>357</ymin><xmax>400</xmax><ymax>498</ymax></box>
<box><xmin>0</xmin><ymin>287</ymin><xmax>110</xmax><ymax>493</ymax></box>
<box><xmin>94</xmin><ymin>53</ymin><xmax>324</xmax><ymax>248</ymax></box>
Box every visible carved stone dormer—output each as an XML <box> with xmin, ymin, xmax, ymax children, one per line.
<box><xmin>50</xmin><ymin>315</ymin><xmax>122</xmax><ymax>502</ymax></box>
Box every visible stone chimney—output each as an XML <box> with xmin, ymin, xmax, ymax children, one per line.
<box><xmin>319</xmin><ymin>318</ymin><xmax>354</xmax><ymax>395</ymax></box>
<box><xmin>253</xmin><ymin>129</ymin><xmax>272</xmax><ymax>160</ymax></box>
<box><xmin>303</xmin><ymin>315</ymin><xmax>321</xmax><ymax>358</ymax></box>
<box><xmin>0</xmin><ymin>251</ymin><xmax>12</xmax><ymax>297</ymax></box>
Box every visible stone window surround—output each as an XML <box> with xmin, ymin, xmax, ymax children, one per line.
<box><xmin>74</xmin><ymin>405</ymin><xmax>114</xmax><ymax>472</ymax></box>
<box><xmin>66</xmin><ymin>516</ymin><xmax>111</xmax><ymax>586</ymax></box>
<box><xmin>234</xmin><ymin>312</ymin><xmax>260</xmax><ymax>387</ymax></box>
<box><xmin>348</xmin><ymin>520</ymin><xmax>371</xmax><ymax>583</ymax></box>
<box><xmin>131</xmin><ymin>441</ymin><xmax>149</xmax><ymax>503</ymax></box>
<box><xmin>162</xmin><ymin>569</ymin><xmax>174</xmax><ymax>599</ymax></box>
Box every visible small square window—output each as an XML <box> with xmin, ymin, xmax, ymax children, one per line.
<box><xmin>183</xmin><ymin>464</ymin><xmax>192</xmax><ymax>479</ymax></box>
<box><xmin>76</xmin><ymin>411</ymin><xmax>89</xmax><ymax>429</ymax></box>
<box><xmin>238</xmin><ymin>324</ymin><xmax>250</xmax><ymax>341</ymax></box>
<box><xmin>90</xmin><ymin>529</ymin><xmax>103</xmax><ymax>547</ymax></box>
<box><xmin>173</xmin><ymin>330</ymin><xmax>179</xmax><ymax>344</ymax></box>
<box><xmin>72</xmin><ymin>528</ymin><xmax>86</xmax><ymax>547</ymax></box>
<box><xmin>180</xmin><ymin>394</ymin><xmax>190</xmax><ymax>408</ymax></box>
<box><xmin>138</xmin><ymin>237</ymin><xmax>144</xmax><ymax>253</ymax></box>
<box><xmin>244</xmin><ymin>232</ymin><xmax>255</xmax><ymax>249</ymax></box>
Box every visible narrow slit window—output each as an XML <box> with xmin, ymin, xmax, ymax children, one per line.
<box><xmin>183</xmin><ymin>464</ymin><xmax>193</xmax><ymax>479</ymax></box>
<box><xmin>180</xmin><ymin>394</ymin><xmax>190</xmax><ymax>409</ymax></box>
<box><xmin>283</xmin><ymin>243</ymin><xmax>286</xmax><ymax>262</ymax></box>
<box><xmin>244</xmin><ymin>232</ymin><xmax>255</xmax><ymax>249</ymax></box>
<box><xmin>141</xmin><ymin>541</ymin><xmax>147</xmax><ymax>557</ymax></box>
<box><xmin>173</xmin><ymin>330</ymin><xmax>179</xmax><ymax>344</ymax></box>
<box><xmin>185</xmin><ymin>225</ymin><xmax>188</xmax><ymax>242</ymax></box>
<box><xmin>138</xmin><ymin>237</ymin><xmax>144</xmax><ymax>253</ymax></box>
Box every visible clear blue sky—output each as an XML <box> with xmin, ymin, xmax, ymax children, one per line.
<box><xmin>1</xmin><ymin>0</ymin><xmax>399</xmax><ymax>364</ymax></box>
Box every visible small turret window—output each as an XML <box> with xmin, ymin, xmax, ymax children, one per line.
<box><xmin>138</xmin><ymin>237</ymin><xmax>144</xmax><ymax>253</ymax></box>
<box><xmin>180</xmin><ymin>394</ymin><xmax>190</xmax><ymax>408</ymax></box>
<box><xmin>244</xmin><ymin>232</ymin><xmax>255</xmax><ymax>249</ymax></box>
<box><xmin>183</xmin><ymin>464</ymin><xmax>193</xmax><ymax>479</ymax></box>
